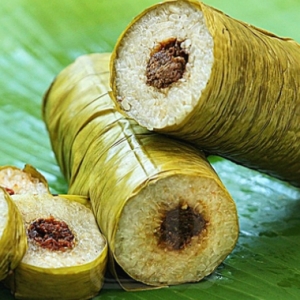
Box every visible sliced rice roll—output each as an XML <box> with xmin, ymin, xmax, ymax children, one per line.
<box><xmin>4</xmin><ymin>193</ymin><xmax>108</xmax><ymax>300</ymax></box>
<box><xmin>0</xmin><ymin>164</ymin><xmax>49</xmax><ymax>195</ymax></box>
<box><xmin>0</xmin><ymin>188</ymin><xmax>27</xmax><ymax>281</ymax></box>
<box><xmin>110</xmin><ymin>0</ymin><xmax>300</xmax><ymax>187</ymax></box>
<box><xmin>43</xmin><ymin>52</ymin><xmax>238</xmax><ymax>287</ymax></box>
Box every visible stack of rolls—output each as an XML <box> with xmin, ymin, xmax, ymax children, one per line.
<box><xmin>43</xmin><ymin>52</ymin><xmax>239</xmax><ymax>287</ymax></box>
<box><xmin>0</xmin><ymin>165</ymin><xmax>108</xmax><ymax>300</ymax></box>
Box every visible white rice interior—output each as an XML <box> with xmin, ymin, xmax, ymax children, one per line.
<box><xmin>0</xmin><ymin>168</ymin><xmax>48</xmax><ymax>195</ymax></box>
<box><xmin>13</xmin><ymin>194</ymin><xmax>106</xmax><ymax>268</ymax></box>
<box><xmin>0</xmin><ymin>190</ymin><xmax>8</xmax><ymax>238</ymax></box>
<box><xmin>114</xmin><ymin>1</ymin><xmax>214</xmax><ymax>129</ymax></box>
<box><xmin>114</xmin><ymin>174</ymin><xmax>237</xmax><ymax>285</ymax></box>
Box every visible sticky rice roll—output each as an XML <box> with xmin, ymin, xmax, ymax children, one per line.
<box><xmin>43</xmin><ymin>53</ymin><xmax>239</xmax><ymax>287</ymax></box>
<box><xmin>111</xmin><ymin>0</ymin><xmax>300</xmax><ymax>187</ymax></box>
<box><xmin>4</xmin><ymin>194</ymin><xmax>107</xmax><ymax>300</ymax></box>
<box><xmin>0</xmin><ymin>188</ymin><xmax>27</xmax><ymax>281</ymax></box>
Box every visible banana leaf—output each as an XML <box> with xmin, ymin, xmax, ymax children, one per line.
<box><xmin>1</xmin><ymin>0</ymin><xmax>300</xmax><ymax>299</ymax></box>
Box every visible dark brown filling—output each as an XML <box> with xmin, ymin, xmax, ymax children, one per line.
<box><xmin>1</xmin><ymin>186</ymin><xmax>14</xmax><ymax>195</ymax></box>
<box><xmin>28</xmin><ymin>216</ymin><xmax>75</xmax><ymax>251</ymax></box>
<box><xmin>146</xmin><ymin>38</ymin><xmax>188</xmax><ymax>89</ymax></box>
<box><xmin>157</xmin><ymin>204</ymin><xmax>206</xmax><ymax>251</ymax></box>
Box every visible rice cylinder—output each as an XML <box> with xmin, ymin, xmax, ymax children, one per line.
<box><xmin>110</xmin><ymin>0</ymin><xmax>300</xmax><ymax>187</ymax></box>
<box><xmin>4</xmin><ymin>193</ymin><xmax>108</xmax><ymax>300</ymax></box>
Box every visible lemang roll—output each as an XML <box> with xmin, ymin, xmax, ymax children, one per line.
<box><xmin>0</xmin><ymin>188</ymin><xmax>27</xmax><ymax>281</ymax></box>
<box><xmin>110</xmin><ymin>0</ymin><xmax>300</xmax><ymax>187</ymax></box>
<box><xmin>0</xmin><ymin>164</ymin><xmax>47</xmax><ymax>281</ymax></box>
<box><xmin>43</xmin><ymin>52</ymin><xmax>238</xmax><ymax>287</ymax></box>
<box><xmin>5</xmin><ymin>193</ymin><xmax>108</xmax><ymax>300</ymax></box>
<box><xmin>0</xmin><ymin>164</ymin><xmax>108</xmax><ymax>299</ymax></box>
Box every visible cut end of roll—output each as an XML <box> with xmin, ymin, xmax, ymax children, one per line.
<box><xmin>6</xmin><ymin>194</ymin><xmax>107</xmax><ymax>300</ymax></box>
<box><xmin>0</xmin><ymin>165</ymin><xmax>48</xmax><ymax>195</ymax></box>
<box><xmin>112</xmin><ymin>0</ymin><xmax>214</xmax><ymax>130</ymax></box>
<box><xmin>13</xmin><ymin>194</ymin><xmax>106</xmax><ymax>268</ymax></box>
<box><xmin>0</xmin><ymin>164</ymin><xmax>107</xmax><ymax>298</ymax></box>
<box><xmin>114</xmin><ymin>174</ymin><xmax>238</xmax><ymax>286</ymax></box>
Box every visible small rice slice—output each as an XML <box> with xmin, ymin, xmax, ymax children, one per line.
<box><xmin>4</xmin><ymin>194</ymin><xmax>108</xmax><ymax>300</ymax></box>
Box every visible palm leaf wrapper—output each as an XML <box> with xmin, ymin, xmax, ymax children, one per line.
<box><xmin>0</xmin><ymin>165</ymin><xmax>108</xmax><ymax>300</ymax></box>
<box><xmin>0</xmin><ymin>188</ymin><xmax>27</xmax><ymax>282</ymax></box>
<box><xmin>43</xmin><ymin>52</ymin><xmax>238</xmax><ymax>288</ymax></box>
<box><xmin>110</xmin><ymin>0</ymin><xmax>300</xmax><ymax>187</ymax></box>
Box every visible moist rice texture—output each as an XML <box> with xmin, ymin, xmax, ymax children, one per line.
<box><xmin>114</xmin><ymin>1</ymin><xmax>214</xmax><ymax>130</ymax></box>
<box><xmin>114</xmin><ymin>174</ymin><xmax>237</xmax><ymax>285</ymax></box>
<box><xmin>13</xmin><ymin>194</ymin><xmax>106</xmax><ymax>268</ymax></box>
<box><xmin>0</xmin><ymin>168</ymin><xmax>48</xmax><ymax>195</ymax></box>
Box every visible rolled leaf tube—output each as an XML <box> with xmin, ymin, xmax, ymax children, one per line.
<box><xmin>0</xmin><ymin>188</ymin><xmax>27</xmax><ymax>281</ymax></box>
<box><xmin>5</xmin><ymin>193</ymin><xmax>108</xmax><ymax>300</ymax></box>
<box><xmin>110</xmin><ymin>0</ymin><xmax>300</xmax><ymax>187</ymax></box>
<box><xmin>43</xmin><ymin>52</ymin><xmax>238</xmax><ymax>286</ymax></box>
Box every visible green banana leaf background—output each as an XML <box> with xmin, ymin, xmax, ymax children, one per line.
<box><xmin>1</xmin><ymin>0</ymin><xmax>300</xmax><ymax>299</ymax></box>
